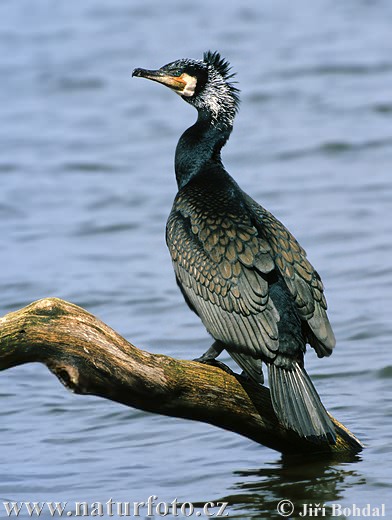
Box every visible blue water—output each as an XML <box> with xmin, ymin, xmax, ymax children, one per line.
<box><xmin>1</xmin><ymin>1</ymin><xmax>391</xmax><ymax>518</ymax></box>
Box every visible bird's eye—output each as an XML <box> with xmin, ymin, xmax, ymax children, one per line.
<box><xmin>163</xmin><ymin>66</ymin><xmax>181</xmax><ymax>77</ymax></box>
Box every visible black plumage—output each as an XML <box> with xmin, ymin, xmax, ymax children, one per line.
<box><xmin>133</xmin><ymin>51</ymin><xmax>336</xmax><ymax>444</ymax></box>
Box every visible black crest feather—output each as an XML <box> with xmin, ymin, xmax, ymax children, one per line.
<box><xmin>203</xmin><ymin>50</ymin><xmax>240</xmax><ymax>112</ymax></box>
<box><xmin>203</xmin><ymin>51</ymin><xmax>236</xmax><ymax>80</ymax></box>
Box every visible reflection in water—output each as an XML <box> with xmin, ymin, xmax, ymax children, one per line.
<box><xmin>219</xmin><ymin>455</ymin><xmax>364</xmax><ymax>518</ymax></box>
<box><xmin>1</xmin><ymin>0</ymin><xmax>391</xmax><ymax>512</ymax></box>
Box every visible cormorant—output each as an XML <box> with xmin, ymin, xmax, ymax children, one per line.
<box><xmin>133</xmin><ymin>51</ymin><xmax>336</xmax><ymax>444</ymax></box>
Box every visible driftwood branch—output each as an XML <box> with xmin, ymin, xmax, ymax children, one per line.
<box><xmin>0</xmin><ymin>298</ymin><xmax>363</xmax><ymax>456</ymax></box>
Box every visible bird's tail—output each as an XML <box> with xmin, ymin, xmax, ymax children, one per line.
<box><xmin>268</xmin><ymin>361</ymin><xmax>336</xmax><ymax>444</ymax></box>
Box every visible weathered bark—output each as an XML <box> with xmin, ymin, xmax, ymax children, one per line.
<box><xmin>0</xmin><ymin>298</ymin><xmax>363</xmax><ymax>456</ymax></box>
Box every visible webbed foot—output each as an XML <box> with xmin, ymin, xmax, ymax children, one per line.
<box><xmin>193</xmin><ymin>341</ymin><xmax>224</xmax><ymax>363</ymax></box>
<box><xmin>193</xmin><ymin>341</ymin><xmax>234</xmax><ymax>375</ymax></box>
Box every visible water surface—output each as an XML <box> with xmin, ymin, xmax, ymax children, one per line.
<box><xmin>1</xmin><ymin>1</ymin><xmax>391</xmax><ymax>518</ymax></box>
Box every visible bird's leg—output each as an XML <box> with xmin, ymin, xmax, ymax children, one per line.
<box><xmin>193</xmin><ymin>340</ymin><xmax>224</xmax><ymax>363</ymax></box>
<box><xmin>193</xmin><ymin>341</ymin><xmax>235</xmax><ymax>375</ymax></box>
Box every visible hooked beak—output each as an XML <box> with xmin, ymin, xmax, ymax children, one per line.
<box><xmin>132</xmin><ymin>67</ymin><xmax>187</xmax><ymax>93</ymax></box>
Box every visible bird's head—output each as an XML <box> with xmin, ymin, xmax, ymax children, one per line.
<box><xmin>133</xmin><ymin>51</ymin><xmax>240</xmax><ymax>128</ymax></box>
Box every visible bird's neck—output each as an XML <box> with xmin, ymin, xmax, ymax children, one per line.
<box><xmin>175</xmin><ymin>114</ymin><xmax>233</xmax><ymax>190</ymax></box>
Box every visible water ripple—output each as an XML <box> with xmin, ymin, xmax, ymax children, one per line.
<box><xmin>279</xmin><ymin>62</ymin><xmax>392</xmax><ymax>79</ymax></box>
<box><xmin>275</xmin><ymin>137</ymin><xmax>392</xmax><ymax>160</ymax></box>
<box><xmin>1</xmin><ymin>0</ymin><xmax>391</xmax><ymax>513</ymax></box>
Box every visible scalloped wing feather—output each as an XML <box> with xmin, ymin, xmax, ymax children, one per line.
<box><xmin>167</xmin><ymin>193</ymin><xmax>280</xmax><ymax>360</ymax></box>
<box><xmin>244</xmin><ymin>194</ymin><xmax>336</xmax><ymax>356</ymax></box>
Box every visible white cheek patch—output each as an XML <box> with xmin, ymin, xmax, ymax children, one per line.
<box><xmin>180</xmin><ymin>73</ymin><xmax>197</xmax><ymax>97</ymax></box>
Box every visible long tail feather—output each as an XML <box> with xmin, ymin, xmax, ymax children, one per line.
<box><xmin>268</xmin><ymin>361</ymin><xmax>336</xmax><ymax>444</ymax></box>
